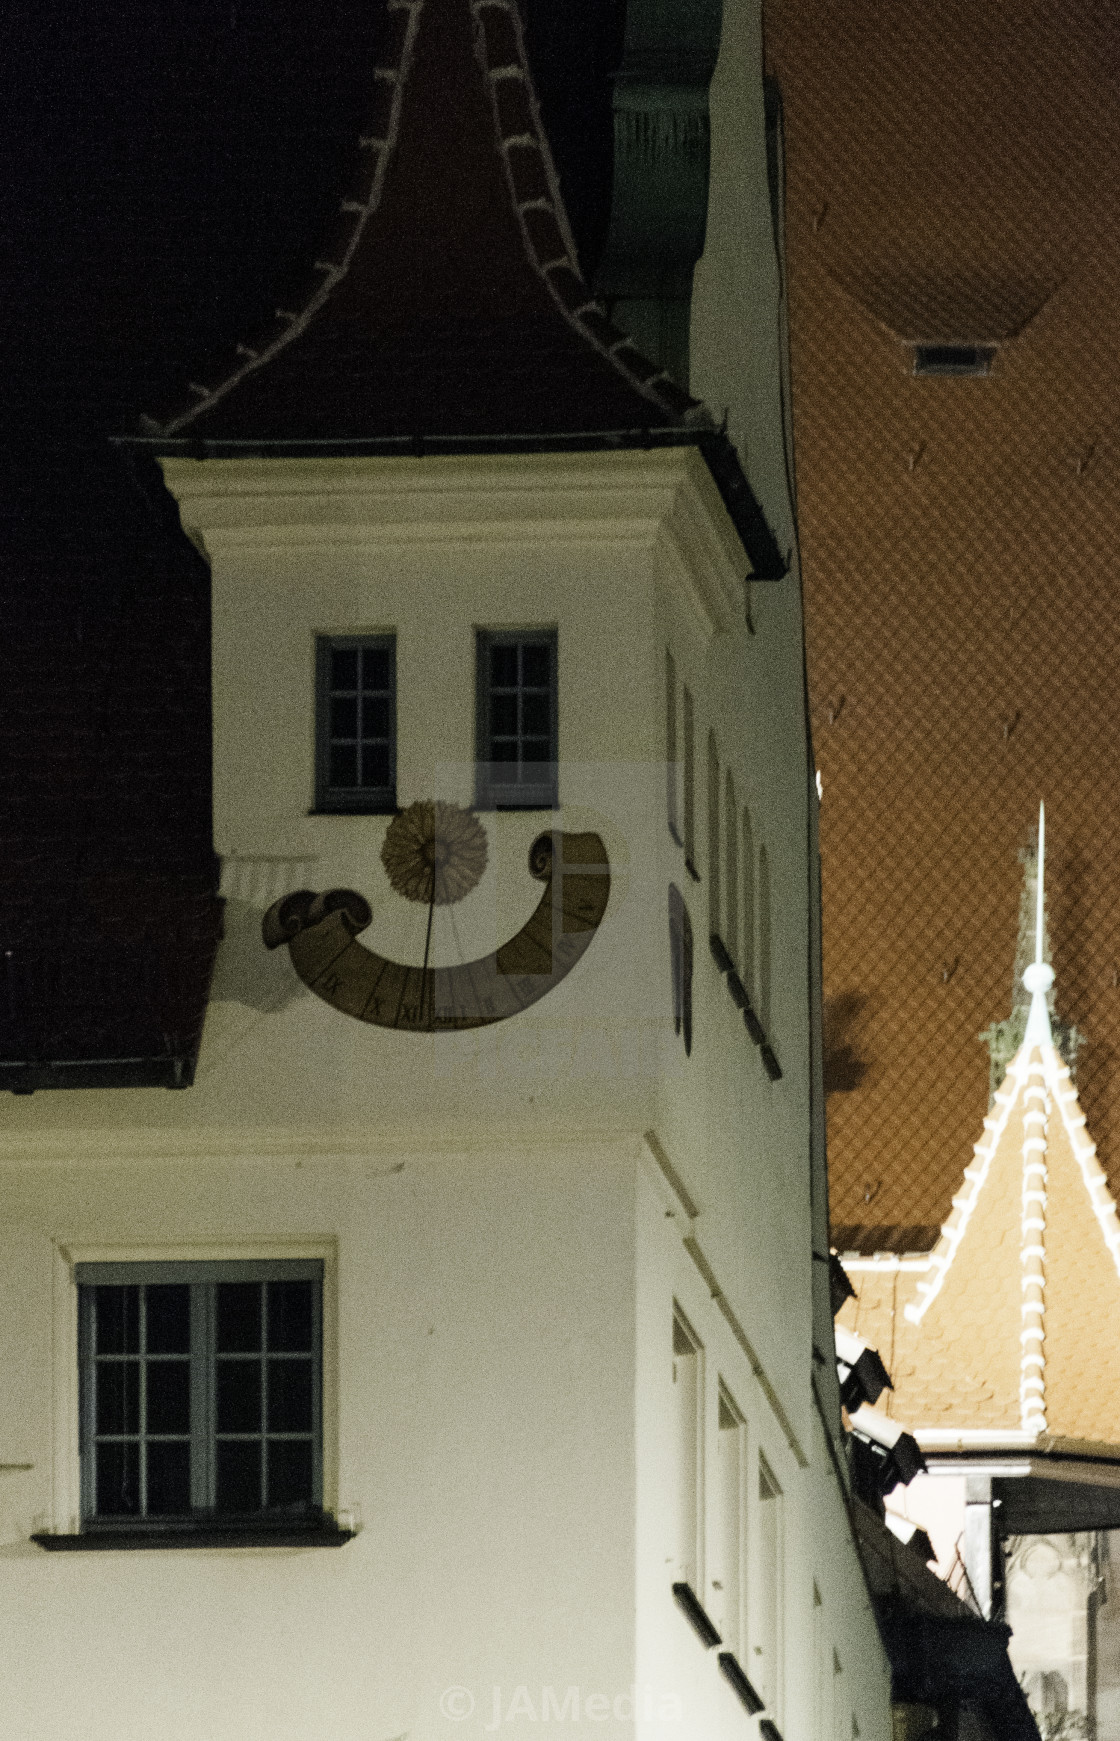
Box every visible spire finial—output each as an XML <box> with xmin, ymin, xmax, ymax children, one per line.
<box><xmin>1023</xmin><ymin>801</ymin><xmax>1054</xmax><ymax>1046</ymax></box>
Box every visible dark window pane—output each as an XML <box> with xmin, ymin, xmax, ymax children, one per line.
<box><xmin>216</xmin><ymin>1440</ymin><xmax>262</xmax><ymax>1513</ymax></box>
<box><xmin>522</xmin><ymin>644</ymin><xmax>550</xmax><ymax>687</ymax></box>
<box><xmin>96</xmin><ymin>1440</ymin><xmax>139</xmax><ymax>1516</ymax></box>
<box><xmin>522</xmin><ymin>740</ymin><xmax>552</xmax><ymax>766</ymax></box>
<box><xmin>491</xmin><ymin>694</ymin><xmax>518</xmax><ymax>735</ymax></box>
<box><xmin>96</xmin><ymin>1360</ymin><xmax>139</xmax><ymax>1436</ymax></box>
<box><xmin>360</xmin><ymin>746</ymin><xmax>390</xmax><ymax>790</ymax></box>
<box><xmin>490</xmin><ymin>741</ymin><xmax>518</xmax><ymax>764</ymax></box>
<box><xmin>360</xmin><ymin>695</ymin><xmax>390</xmax><ymax>739</ymax></box>
<box><xmin>217</xmin><ymin>1359</ymin><xmax>262</xmax><ymax>1433</ymax></box>
<box><xmin>330</xmin><ymin>696</ymin><xmax>358</xmax><ymax>739</ymax></box>
<box><xmin>146</xmin><ymin>1285</ymin><xmax>189</xmax><ymax>1354</ymax></box>
<box><xmin>491</xmin><ymin>644</ymin><xmax>518</xmax><ymax>686</ymax></box>
<box><xmin>147</xmin><ymin>1360</ymin><xmax>191</xmax><ymax>1435</ymax></box>
<box><xmin>146</xmin><ymin>1440</ymin><xmax>191</xmax><ymax>1515</ymax></box>
<box><xmin>268</xmin><ymin>1360</ymin><xmax>313</xmax><ymax>1433</ymax></box>
<box><xmin>217</xmin><ymin>1283</ymin><xmax>262</xmax><ymax>1353</ymax></box>
<box><xmin>329</xmin><ymin>743</ymin><xmax>358</xmax><ymax>789</ymax></box>
<box><xmin>95</xmin><ymin>1286</ymin><xmax>139</xmax><ymax>1355</ymax></box>
<box><xmin>521</xmin><ymin>693</ymin><xmax>549</xmax><ymax>736</ymax></box>
<box><xmin>267</xmin><ymin>1439</ymin><xmax>313</xmax><ymax>1510</ymax></box>
<box><xmin>330</xmin><ymin>648</ymin><xmax>358</xmax><ymax>691</ymax></box>
<box><xmin>361</xmin><ymin>647</ymin><xmax>390</xmax><ymax>691</ymax></box>
<box><xmin>268</xmin><ymin>1281</ymin><xmax>313</xmax><ymax>1352</ymax></box>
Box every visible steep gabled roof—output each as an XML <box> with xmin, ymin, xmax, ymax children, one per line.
<box><xmin>148</xmin><ymin>0</ymin><xmax>696</xmax><ymax>446</ymax></box>
<box><xmin>841</xmin><ymin>927</ymin><xmax>1120</xmax><ymax>1455</ymax></box>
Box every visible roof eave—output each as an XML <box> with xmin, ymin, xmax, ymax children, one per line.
<box><xmin>114</xmin><ymin>426</ymin><xmax>788</xmax><ymax>582</ymax></box>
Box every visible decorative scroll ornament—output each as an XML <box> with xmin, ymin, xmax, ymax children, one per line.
<box><xmin>262</xmin><ymin>819</ymin><xmax>610</xmax><ymax>1033</ymax></box>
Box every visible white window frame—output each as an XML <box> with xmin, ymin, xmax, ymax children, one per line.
<box><xmin>49</xmin><ymin>1239</ymin><xmax>338</xmax><ymax>1539</ymax></box>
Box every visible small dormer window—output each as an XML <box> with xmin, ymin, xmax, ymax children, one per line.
<box><xmin>315</xmin><ymin>634</ymin><xmax>397</xmax><ymax>813</ymax></box>
<box><xmin>475</xmin><ymin>630</ymin><xmax>558</xmax><ymax>810</ymax></box>
<box><xmin>912</xmin><ymin>344</ymin><xmax>995</xmax><ymax>377</ymax></box>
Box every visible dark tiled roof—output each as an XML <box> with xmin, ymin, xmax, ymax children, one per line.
<box><xmin>1</xmin><ymin>1</ymin><xmax>404</xmax><ymax>1085</ymax></box>
<box><xmin>767</xmin><ymin>0</ymin><xmax>1120</xmax><ymax>1249</ymax></box>
<box><xmin>150</xmin><ymin>0</ymin><xmax>696</xmax><ymax>445</ymax></box>
<box><xmin>0</xmin><ymin>502</ymin><xmax>221</xmax><ymax>1088</ymax></box>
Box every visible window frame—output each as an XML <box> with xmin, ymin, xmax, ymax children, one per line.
<box><xmin>314</xmin><ymin>633</ymin><xmax>397</xmax><ymax>815</ymax></box>
<box><xmin>475</xmin><ymin>628</ymin><xmax>559</xmax><ymax>811</ymax></box>
<box><xmin>76</xmin><ymin>1258</ymin><xmax>324</xmax><ymax>1535</ymax></box>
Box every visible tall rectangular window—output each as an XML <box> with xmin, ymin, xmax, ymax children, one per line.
<box><xmin>683</xmin><ymin>687</ymin><xmax>697</xmax><ymax>877</ymax></box>
<box><xmin>476</xmin><ymin>630</ymin><xmax>558</xmax><ymax>810</ymax></box>
<box><xmin>714</xmin><ymin>1384</ymin><xmax>745</xmax><ymax>1654</ymax></box>
<box><xmin>707</xmin><ymin>733</ymin><xmax>720</xmax><ymax>937</ymax></box>
<box><xmin>315</xmin><ymin>634</ymin><xmax>396</xmax><ymax>813</ymax></box>
<box><xmin>672</xmin><ymin>1306</ymin><xmax>702</xmax><ymax>1591</ymax></box>
<box><xmin>756</xmin><ymin>1457</ymin><xmax>782</xmax><ymax>1709</ymax></box>
<box><xmin>666</xmin><ymin>649</ymin><xmax>682</xmax><ymax>844</ymax></box>
<box><xmin>77</xmin><ymin>1260</ymin><xmax>323</xmax><ymax>1530</ymax></box>
<box><xmin>725</xmin><ymin>771</ymin><xmax>739</xmax><ymax>966</ymax></box>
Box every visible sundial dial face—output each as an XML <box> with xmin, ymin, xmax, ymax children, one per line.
<box><xmin>262</xmin><ymin>801</ymin><xmax>610</xmax><ymax>1033</ymax></box>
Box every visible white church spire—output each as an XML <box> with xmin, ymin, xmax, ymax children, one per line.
<box><xmin>1022</xmin><ymin>802</ymin><xmax>1055</xmax><ymax>1050</ymax></box>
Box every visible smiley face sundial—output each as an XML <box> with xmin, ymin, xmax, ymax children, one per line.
<box><xmin>262</xmin><ymin>800</ymin><xmax>610</xmax><ymax>1032</ymax></box>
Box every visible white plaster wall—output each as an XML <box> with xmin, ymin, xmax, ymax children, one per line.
<box><xmin>0</xmin><ymin>1141</ymin><xmax>639</xmax><ymax>1741</ymax></box>
<box><xmin>635</xmin><ymin>1156</ymin><xmax>892</xmax><ymax>1741</ymax></box>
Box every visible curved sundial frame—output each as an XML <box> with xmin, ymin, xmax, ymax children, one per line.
<box><xmin>262</xmin><ymin>831</ymin><xmax>610</xmax><ymax>1032</ymax></box>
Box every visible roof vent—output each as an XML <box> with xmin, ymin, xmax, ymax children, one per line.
<box><xmin>913</xmin><ymin>344</ymin><xmax>995</xmax><ymax>377</ymax></box>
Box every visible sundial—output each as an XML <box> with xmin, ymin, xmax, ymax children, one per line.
<box><xmin>262</xmin><ymin>800</ymin><xmax>610</xmax><ymax>1032</ymax></box>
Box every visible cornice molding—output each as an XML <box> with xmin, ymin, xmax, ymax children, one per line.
<box><xmin>163</xmin><ymin>447</ymin><xmax>746</xmax><ymax>637</ymax></box>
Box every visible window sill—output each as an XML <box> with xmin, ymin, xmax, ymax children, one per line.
<box><xmin>473</xmin><ymin>795</ymin><xmax>559</xmax><ymax>814</ymax></box>
<box><xmin>717</xmin><ymin>1653</ymin><xmax>764</xmax><ymax>1715</ymax></box>
<box><xmin>32</xmin><ymin>1523</ymin><xmax>355</xmax><ymax>1552</ymax></box>
<box><xmin>307</xmin><ymin>803</ymin><xmax>398</xmax><ymax>817</ymax></box>
<box><xmin>671</xmin><ymin>1580</ymin><xmax>722</xmax><ymax>1648</ymax></box>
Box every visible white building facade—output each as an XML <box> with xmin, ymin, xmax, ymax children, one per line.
<box><xmin>0</xmin><ymin>3</ymin><xmax>892</xmax><ymax>1738</ymax></box>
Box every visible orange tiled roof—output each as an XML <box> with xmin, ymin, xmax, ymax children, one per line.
<box><xmin>839</xmin><ymin>1034</ymin><xmax>1120</xmax><ymax>1452</ymax></box>
<box><xmin>764</xmin><ymin>0</ymin><xmax>1120</xmax><ymax>1249</ymax></box>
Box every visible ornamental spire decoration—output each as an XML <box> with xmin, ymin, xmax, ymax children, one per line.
<box><xmin>1022</xmin><ymin>802</ymin><xmax>1054</xmax><ymax>1050</ymax></box>
<box><xmin>840</xmin><ymin>807</ymin><xmax>1120</xmax><ymax>1456</ymax></box>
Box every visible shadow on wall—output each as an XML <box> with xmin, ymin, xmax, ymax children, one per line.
<box><xmin>823</xmin><ymin>990</ymin><xmax>871</xmax><ymax>1094</ymax></box>
<box><xmin>209</xmin><ymin>898</ymin><xmax>307</xmax><ymax>1014</ymax></box>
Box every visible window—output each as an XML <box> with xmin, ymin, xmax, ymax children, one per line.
<box><xmin>666</xmin><ymin>649</ymin><xmax>682</xmax><ymax>844</ymax></box>
<box><xmin>671</xmin><ymin>1306</ymin><xmax>702</xmax><ymax>1592</ymax></box>
<box><xmin>77</xmin><ymin>1260</ymin><xmax>323</xmax><ymax>1531</ymax></box>
<box><xmin>668</xmin><ymin>884</ymin><xmax>693</xmax><ymax>1057</ymax></box>
<box><xmin>741</xmin><ymin>807</ymin><xmax>755</xmax><ymax>998</ymax></box>
<box><xmin>755</xmin><ymin>1457</ymin><xmax>782</xmax><ymax>1709</ymax></box>
<box><xmin>713</xmin><ymin>1385</ymin><xmax>745</xmax><ymax>1654</ymax></box>
<box><xmin>707</xmin><ymin>732</ymin><xmax>720</xmax><ymax>936</ymax></box>
<box><xmin>725</xmin><ymin>771</ymin><xmax>739</xmax><ymax>969</ymax></box>
<box><xmin>476</xmin><ymin>630</ymin><xmax>558</xmax><ymax>809</ymax></box>
<box><xmin>315</xmin><ymin>634</ymin><xmax>396</xmax><ymax>813</ymax></box>
<box><xmin>758</xmin><ymin>843</ymin><xmax>772</xmax><ymax>1032</ymax></box>
<box><xmin>913</xmin><ymin>344</ymin><xmax>994</xmax><ymax>377</ymax></box>
<box><xmin>682</xmin><ymin>687</ymin><xmax>697</xmax><ymax>876</ymax></box>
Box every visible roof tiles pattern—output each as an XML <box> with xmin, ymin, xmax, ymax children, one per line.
<box><xmin>764</xmin><ymin>0</ymin><xmax>1120</xmax><ymax>1249</ymax></box>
